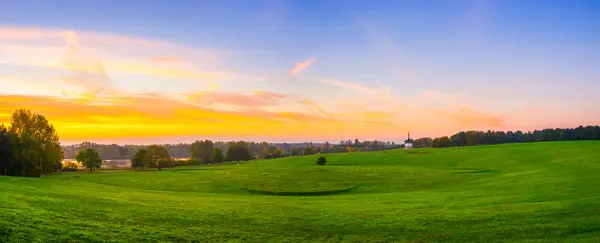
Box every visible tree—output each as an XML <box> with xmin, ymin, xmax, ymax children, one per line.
<box><xmin>290</xmin><ymin>148</ymin><xmax>300</xmax><ymax>156</ymax></box>
<box><xmin>303</xmin><ymin>147</ymin><xmax>315</xmax><ymax>155</ymax></box>
<box><xmin>190</xmin><ymin>140</ymin><xmax>214</xmax><ymax>164</ymax></box>
<box><xmin>317</xmin><ymin>156</ymin><xmax>327</xmax><ymax>170</ymax></box>
<box><xmin>211</xmin><ymin>148</ymin><xmax>225</xmax><ymax>163</ymax></box>
<box><xmin>146</xmin><ymin>145</ymin><xmax>172</xmax><ymax>170</ymax></box>
<box><xmin>131</xmin><ymin>149</ymin><xmax>149</xmax><ymax>170</ymax></box>
<box><xmin>0</xmin><ymin>125</ymin><xmax>15</xmax><ymax>175</ymax></box>
<box><xmin>273</xmin><ymin>147</ymin><xmax>283</xmax><ymax>158</ymax></box>
<box><xmin>9</xmin><ymin>109</ymin><xmax>63</xmax><ymax>177</ymax></box>
<box><xmin>227</xmin><ymin>145</ymin><xmax>250</xmax><ymax>165</ymax></box>
<box><xmin>258</xmin><ymin>146</ymin><xmax>271</xmax><ymax>159</ymax></box>
<box><xmin>433</xmin><ymin>136</ymin><xmax>453</xmax><ymax>148</ymax></box>
<box><xmin>76</xmin><ymin>148</ymin><xmax>102</xmax><ymax>172</ymax></box>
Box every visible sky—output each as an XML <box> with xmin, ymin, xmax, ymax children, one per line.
<box><xmin>0</xmin><ymin>0</ymin><xmax>599</xmax><ymax>145</ymax></box>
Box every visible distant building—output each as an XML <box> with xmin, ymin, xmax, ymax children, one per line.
<box><xmin>404</xmin><ymin>132</ymin><xmax>414</xmax><ymax>150</ymax></box>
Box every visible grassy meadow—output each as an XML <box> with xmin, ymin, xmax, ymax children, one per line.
<box><xmin>1</xmin><ymin>141</ymin><xmax>600</xmax><ymax>242</ymax></box>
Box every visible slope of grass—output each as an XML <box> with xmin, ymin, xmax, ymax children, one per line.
<box><xmin>1</xmin><ymin>141</ymin><xmax>600</xmax><ymax>242</ymax></box>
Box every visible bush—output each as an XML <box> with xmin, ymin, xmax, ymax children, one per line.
<box><xmin>317</xmin><ymin>156</ymin><xmax>327</xmax><ymax>170</ymax></box>
<box><xmin>61</xmin><ymin>161</ymin><xmax>79</xmax><ymax>172</ymax></box>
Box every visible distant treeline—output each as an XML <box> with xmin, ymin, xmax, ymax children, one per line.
<box><xmin>62</xmin><ymin>139</ymin><xmax>401</xmax><ymax>160</ymax></box>
<box><xmin>411</xmin><ymin>126</ymin><xmax>600</xmax><ymax>148</ymax></box>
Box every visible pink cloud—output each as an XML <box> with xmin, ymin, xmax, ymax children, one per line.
<box><xmin>319</xmin><ymin>77</ymin><xmax>390</xmax><ymax>95</ymax></box>
<box><xmin>289</xmin><ymin>57</ymin><xmax>315</xmax><ymax>75</ymax></box>
<box><xmin>432</xmin><ymin>106</ymin><xmax>506</xmax><ymax>128</ymax></box>
<box><xmin>147</xmin><ymin>56</ymin><xmax>187</xmax><ymax>63</ymax></box>
<box><xmin>188</xmin><ymin>90</ymin><xmax>287</xmax><ymax>110</ymax></box>
<box><xmin>302</xmin><ymin>100</ymin><xmax>330</xmax><ymax>118</ymax></box>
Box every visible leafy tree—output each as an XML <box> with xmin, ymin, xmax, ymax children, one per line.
<box><xmin>227</xmin><ymin>145</ymin><xmax>250</xmax><ymax>165</ymax></box>
<box><xmin>76</xmin><ymin>148</ymin><xmax>102</xmax><ymax>172</ymax></box>
<box><xmin>324</xmin><ymin>142</ymin><xmax>331</xmax><ymax>153</ymax></box>
<box><xmin>146</xmin><ymin>145</ymin><xmax>172</xmax><ymax>170</ymax></box>
<box><xmin>290</xmin><ymin>148</ymin><xmax>300</xmax><ymax>156</ymax></box>
<box><xmin>303</xmin><ymin>147</ymin><xmax>315</xmax><ymax>155</ymax></box>
<box><xmin>9</xmin><ymin>109</ymin><xmax>63</xmax><ymax>177</ymax></box>
<box><xmin>0</xmin><ymin>125</ymin><xmax>16</xmax><ymax>175</ymax></box>
<box><xmin>432</xmin><ymin>136</ymin><xmax>453</xmax><ymax>148</ymax></box>
<box><xmin>317</xmin><ymin>156</ymin><xmax>327</xmax><ymax>170</ymax></box>
<box><xmin>272</xmin><ymin>147</ymin><xmax>283</xmax><ymax>158</ymax></box>
<box><xmin>131</xmin><ymin>149</ymin><xmax>149</xmax><ymax>170</ymax></box>
<box><xmin>190</xmin><ymin>140</ymin><xmax>214</xmax><ymax>164</ymax></box>
<box><xmin>258</xmin><ymin>146</ymin><xmax>271</xmax><ymax>159</ymax></box>
<box><xmin>211</xmin><ymin>148</ymin><xmax>225</xmax><ymax>163</ymax></box>
<box><xmin>413</xmin><ymin>137</ymin><xmax>433</xmax><ymax>148</ymax></box>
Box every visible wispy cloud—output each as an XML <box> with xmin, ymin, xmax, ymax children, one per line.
<box><xmin>432</xmin><ymin>106</ymin><xmax>506</xmax><ymax>127</ymax></box>
<box><xmin>0</xmin><ymin>27</ymin><xmax>167</xmax><ymax>46</ymax></box>
<box><xmin>147</xmin><ymin>56</ymin><xmax>187</xmax><ymax>63</ymax></box>
<box><xmin>187</xmin><ymin>90</ymin><xmax>287</xmax><ymax>110</ymax></box>
<box><xmin>0</xmin><ymin>26</ymin><xmax>263</xmax><ymax>86</ymax></box>
<box><xmin>289</xmin><ymin>57</ymin><xmax>316</xmax><ymax>75</ymax></box>
<box><xmin>319</xmin><ymin>77</ymin><xmax>390</xmax><ymax>96</ymax></box>
<box><xmin>302</xmin><ymin>100</ymin><xmax>330</xmax><ymax>118</ymax></box>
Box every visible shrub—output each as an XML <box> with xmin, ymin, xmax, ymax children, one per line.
<box><xmin>316</xmin><ymin>156</ymin><xmax>327</xmax><ymax>170</ymax></box>
<box><xmin>62</xmin><ymin>161</ymin><xmax>79</xmax><ymax>172</ymax></box>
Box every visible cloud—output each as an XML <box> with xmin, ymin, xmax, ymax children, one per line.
<box><xmin>147</xmin><ymin>56</ymin><xmax>187</xmax><ymax>63</ymax></box>
<box><xmin>319</xmin><ymin>77</ymin><xmax>391</xmax><ymax>96</ymax></box>
<box><xmin>187</xmin><ymin>90</ymin><xmax>287</xmax><ymax>110</ymax></box>
<box><xmin>57</xmin><ymin>29</ymin><xmax>117</xmax><ymax>99</ymax></box>
<box><xmin>302</xmin><ymin>100</ymin><xmax>330</xmax><ymax>118</ymax></box>
<box><xmin>289</xmin><ymin>57</ymin><xmax>316</xmax><ymax>75</ymax></box>
<box><xmin>419</xmin><ymin>90</ymin><xmax>463</xmax><ymax>101</ymax></box>
<box><xmin>416</xmin><ymin>89</ymin><xmax>505</xmax><ymax>128</ymax></box>
<box><xmin>0</xmin><ymin>27</ymin><xmax>167</xmax><ymax>47</ymax></box>
<box><xmin>0</xmin><ymin>26</ymin><xmax>263</xmax><ymax>84</ymax></box>
<box><xmin>431</xmin><ymin>106</ymin><xmax>506</xmax><ymax>128</ymax></box>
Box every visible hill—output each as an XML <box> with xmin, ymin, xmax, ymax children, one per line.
<box><xmin>1</xmin><ymin>141</ymin><xmax>600</xmax><ymax>242</ymax></box>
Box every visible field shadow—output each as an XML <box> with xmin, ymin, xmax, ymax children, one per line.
<box><xmin>245</xmin><ymin>185</ymin><xmax>358</xmax><ymax>196</ymax></box>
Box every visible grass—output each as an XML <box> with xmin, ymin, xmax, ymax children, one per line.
<box><xmin>1</xmin><ymin>141</ymin><xmax>600</xmax><ymax>242</ymax></box>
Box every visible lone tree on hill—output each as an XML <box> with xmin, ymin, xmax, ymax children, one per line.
<box><xmin>131</xmin><ymin>149</ymin><xmax>149</xmax><ymax>170</ymax></box>
<box><xmin>317</xmin><ymin>156</ymin><xmax>327</xmax><ymax>170</ymax></box>
<box><xmin>76</xmin><ymin>148</ymin><xmax>102</xmax><ymax>172</ymax></box>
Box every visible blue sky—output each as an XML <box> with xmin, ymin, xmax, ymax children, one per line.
<box><xmin>0</xmin><ymin>0</ymin><xmax>599</xmax><ymax>143</ymax></box>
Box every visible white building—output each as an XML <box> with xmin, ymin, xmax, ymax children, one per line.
<box><xmin>404</xmin><ymin>132</ymin><xmax>413</xmax><ymax>150</ymax></box>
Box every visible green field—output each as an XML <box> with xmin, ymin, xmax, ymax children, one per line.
<box><xmin>1</xmin><ymin>141</ymin><xmax>600</xmax><ymax>242</ymax></box>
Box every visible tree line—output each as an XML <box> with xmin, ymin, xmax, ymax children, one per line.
<box><xmin>61</xmin><ymin>139</ymin><xmax>402</xmax><ymax>161</ymax></box>
<box><xmin>414</xmin><ymin>126</ymin><xmax>600</xmax><ymax>148</ymax></box>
